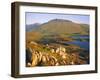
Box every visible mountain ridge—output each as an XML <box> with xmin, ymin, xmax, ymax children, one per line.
<box><xmin>26</xmin><ymin>19</ymin><xmax>89</xmax><ymax>35</ymax></box>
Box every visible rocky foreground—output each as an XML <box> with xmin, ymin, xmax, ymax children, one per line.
<box><xmin>26</xmin><ymin>41</ymin><xmax>88</xmax><ymax>67</ymax></box>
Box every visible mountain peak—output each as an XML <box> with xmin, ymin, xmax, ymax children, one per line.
<box><xmin>49</xmin><ymin>19</ymin><xmax>72</xmax><ymax>23</ymax></box>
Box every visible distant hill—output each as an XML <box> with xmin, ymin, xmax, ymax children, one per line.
<box><xmin>26</xmin><ymin>19</ymin><xmax>89</xmax><ymax>35</ymax></box>
<box><xmin>80</xmin><ymin>24</ymin><xmax>89</xmax><ymax>33</ymax></box>
<box><xmin>26</xmin><ymin>23</ymin><xmax>40</xmax><ymax>32</ymax></box>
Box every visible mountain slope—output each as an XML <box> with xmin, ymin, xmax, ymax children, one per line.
<box><xmin>26</xmin><ymin>23</ymin><xmax>40</xmax><ymax>32</ymax></box>
<box><xmin>36</xmin><ymin>19</ymin><xmax>89</xmax><ymax>35</ymax></box>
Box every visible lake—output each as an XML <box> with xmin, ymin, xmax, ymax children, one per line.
<box><xmin>71</xmin><ymin>35</ymin><xmax>89</xmax><ymax>39</ymax></box>
<box><xmin>67</xmin><ymin>35</ymin><xmax>89</xmax><ymax>50</ymax></box>
<box><xmin>67</xmin><ymin>41</ymin><xmax>89</xmax><ymax>50</ymax></box>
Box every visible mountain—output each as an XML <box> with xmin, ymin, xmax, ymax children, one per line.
<box><xmin>36</xmin><ymin>19</ymin><xmax>89</xmax><ymax>35</ymax></box>
<box><xmin>26</xmin><ymin>23</ymin><xmax>40</xmax><ymax>32</ymax></box>
<box><xmin>80</xmin><ymin>24</ymin><xmax>89</xmax><ymax>33</ymax></box>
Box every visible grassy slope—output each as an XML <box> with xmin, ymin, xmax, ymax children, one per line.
<box><xmin>36</xmin><ymin>19</ymin><xmax>89</xmax><ymax>35</ymax></box>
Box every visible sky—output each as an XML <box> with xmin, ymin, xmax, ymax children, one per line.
<box><xmin>25</xmin><ymin>12</ymin><xmax>90</xmax><ymax>25</ymax></box>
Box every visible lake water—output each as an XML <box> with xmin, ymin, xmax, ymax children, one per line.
<box><xmin>67</xmin><ymin>41</ymin><xmax>89</xmax><ymax>50</ymax></box>
<box><xmin>67</xmin><ymin>35</ymin><xmax>89</xmax><ymax>50</ymax></box>
<box><xmin>71</xmin><ymin>35</ymin><xmax>89</xmax><ymax>39</ymax></box>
